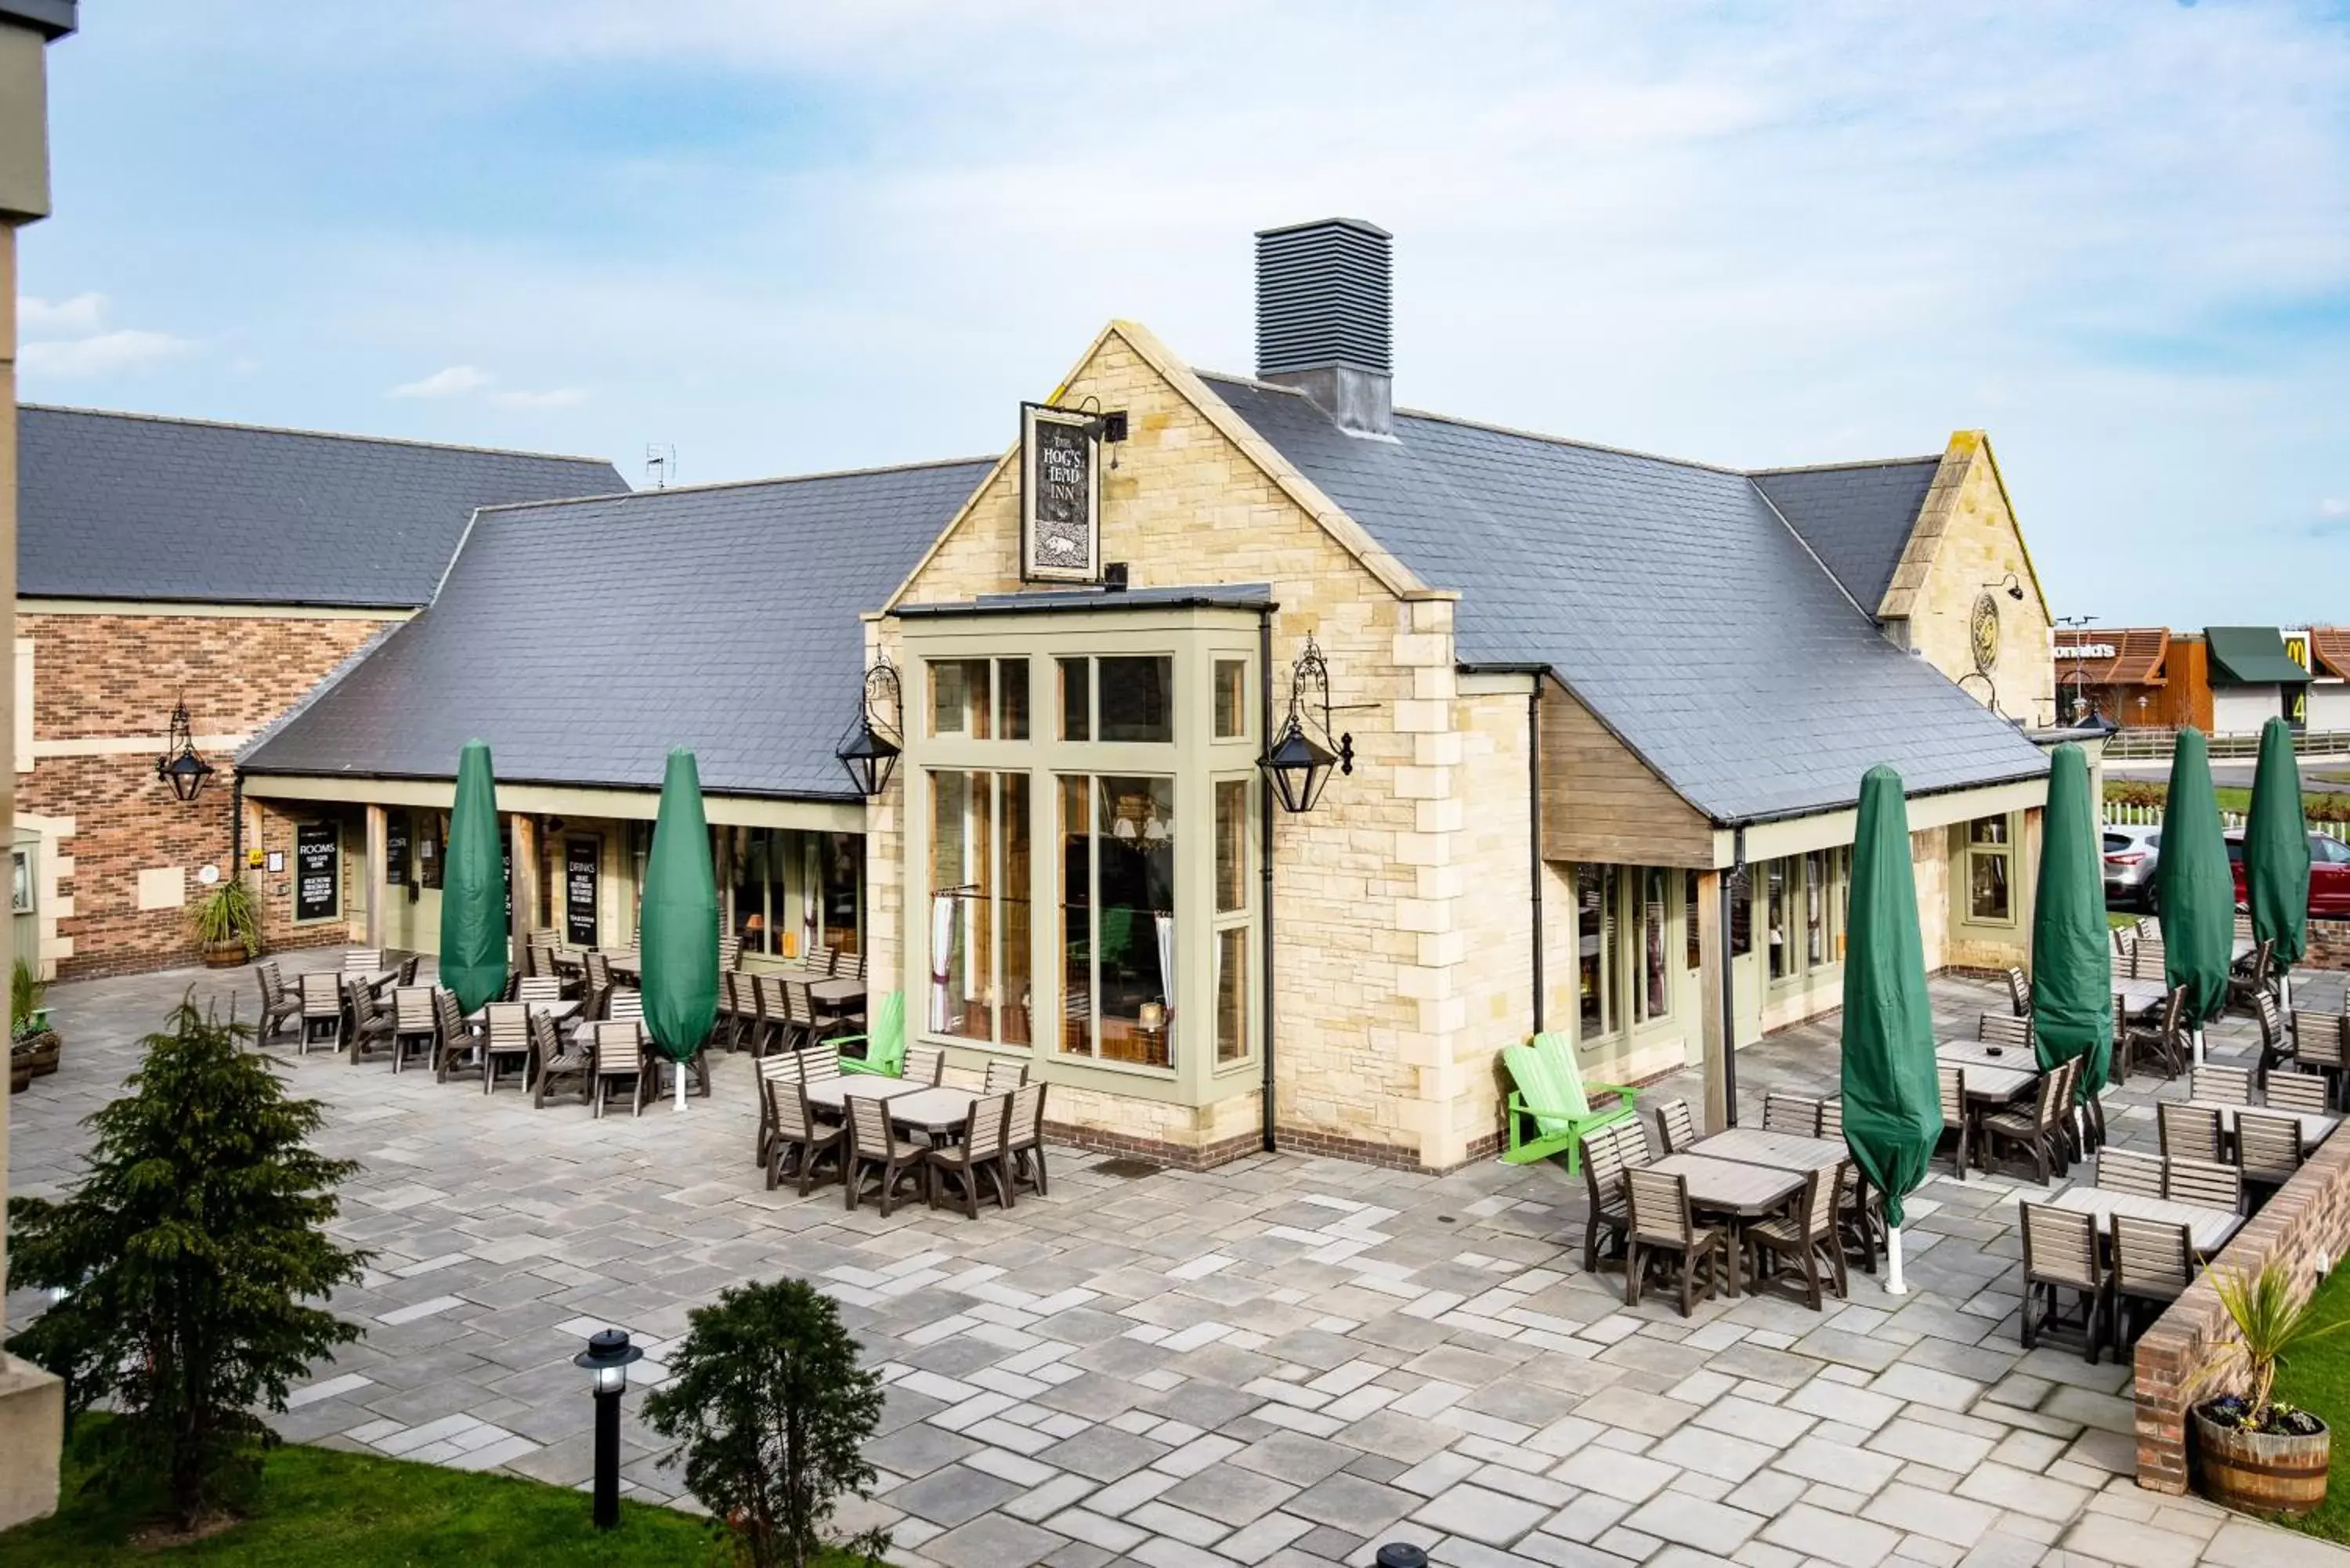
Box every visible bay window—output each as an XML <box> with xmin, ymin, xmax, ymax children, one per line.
<box><xmin>1060</xmin><ymin>774</ymin><xmax>1175</xmax><ymax>1067</ymax></box>
<box><xmin>928</xmin><ymin>770</ymin><xmax>1032</xmax><ymax>1046</ymax></box>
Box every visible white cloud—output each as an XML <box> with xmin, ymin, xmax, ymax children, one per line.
<box><xmin>2323</xmin><ymin>500</ymin><xmax>2349</xmax><ymax>517</ymax></box>
<box><xmin>19</xmin><ymin>292</ymin><xmax>107</xmax><ymax>334</ymax></box>
<box><xmin>20</xmin><ymin>329</ymin><xmax>193</xmax><ymax>378</ymax></box>
<box><xmin>491</xmin><ymin>386</ymin><xmax>587</xmax><ymax>409</ymax></box>
<box><xmin>387</xmin><ymin>363</ymin><xmax>495</xmax><ymax>398</ymax></box>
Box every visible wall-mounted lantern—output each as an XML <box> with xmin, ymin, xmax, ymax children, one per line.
<box><xmin>834</xmin><ymin>655</ymin><xmax>903</xmax><ymax>800</ymax></box>
<box><xmin>1263</xmin><ymin>634</ymin><xmax>1354</xmax><ymax>815</ymax></box>
<box><xmin>155</xmin><ymin>697</ymin><xmax>215</xmax><ymax>804</ymax></box>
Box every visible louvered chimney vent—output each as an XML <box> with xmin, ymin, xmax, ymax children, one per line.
<box><xmin>1255</xmin><ymin>217</ymin><xmax>1392</xmax><ymax>438</ymax></box>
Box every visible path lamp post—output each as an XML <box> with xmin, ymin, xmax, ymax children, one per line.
<box><xmin>575</xmin><ymin>1328</ymin><xmax>643</xmax><ymax>1530</ymax></box>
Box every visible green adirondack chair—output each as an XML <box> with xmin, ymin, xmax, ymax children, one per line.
<box><xmin>1501</xmin><ymin>1030</ymin><xmax>1639</xmax><ymax>1175</ymax></box>
<box><xmin>835</xmin><ymin>991</ymin><xmax>906</xmax><ymax>1077</ymax></box>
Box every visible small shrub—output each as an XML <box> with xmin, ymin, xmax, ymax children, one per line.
<box><xmin>11</xmin><ymin>956</ymin><xmax>45</xmax><ymax>1041</ymax></box>
<box><xmin>185</xmin><ymin>879</ymin><xmax>262</xmax><ymax>957</ymax></box>
<box><xmin>643</xmin><ymin>1278</ymin><xmax>888</xmax><ymax>1568</ymax></box>
<box><xmin>4</xmin><ymin>997</ymin><xmax>369</xmax><ymax>1530</ymax></box>
<box><xmin>2193</xmin><ymin>1262</ymin><xmax>2349</xmax><ymax>1434</ymax></box>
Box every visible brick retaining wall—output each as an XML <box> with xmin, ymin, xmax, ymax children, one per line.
<box><xmin>2135</xmin><ymin>1110</ymin><xmax>2350</xmax><ymax>1492</ymax></box>
<box><xmin>2299</xmin><ymin>918</ymin><xmax>2350</xmax><ymax>971</ymax></box>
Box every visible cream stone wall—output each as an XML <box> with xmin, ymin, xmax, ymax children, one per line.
<box><xmin>878</xmin><ymin>323</ymin><xmax>1459</xmax><ymax>1165</ymax></box>
<box><xmin>1886</xmin><ymin>432</ymin><xmax>2057</xmax><ymax>728</ymax></box>
<box><xmin>1446</xmin><ymin>683</ymin><xmax>1536</xmax><ymax>1156</ymax></box>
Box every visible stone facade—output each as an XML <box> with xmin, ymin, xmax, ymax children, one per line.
<box><xmin>16</xmin><ymin>607</ymin><xmax>389</xmax><ymax>977</ymax></box>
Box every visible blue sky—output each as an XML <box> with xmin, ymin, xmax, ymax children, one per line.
<box><xmin>18</xmin><ymin>1</ymin><xmax>2350</xmax><ymax>626</ymax></box>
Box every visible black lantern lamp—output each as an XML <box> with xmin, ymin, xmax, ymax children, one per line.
<box><xmin>1263</xmin><ymin>634</ymin><xmax>1354</xmax><ymax>815</ymax></box>
<box><xmin>575</xmin><ymin>1328</ymin><xmax>645</xmax><ymax>1531</ymax></box>
<box><xmin>156</xmin><ymin>697</ymin><xmax>215</xmax><ymax>804</ymax></box>
<box><xmin>835</xmin><ymin>656</ymin><xmax>903</xmax><ymax>800</ymax></box>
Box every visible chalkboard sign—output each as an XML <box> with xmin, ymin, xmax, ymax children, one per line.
<box><xmin>500</xmin><ymin>821</ymin><xmax>514</xmax><ymax>923</ymax></box>
<box><xmin>385</xmin><ymin>814</ymin><xmax>410</xmax><ymax>886</ymax></box>
<box><xmin>1020</xmin><ymin>402</ymin><xmax>1099</xmax><ymax>583</ymax></box>
<box><xmin>565</xmin><ymin>836</ymin><xmax>600</xmax><ymax>948</ymax></box>
<box><xmin>295</xmin><ymin>822</ymin><xmax>339</xmax><ymax>923</ymax></box>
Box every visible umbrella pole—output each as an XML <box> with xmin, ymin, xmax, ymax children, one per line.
<box><xmin>1884</xmin><ymin>1227</ymin><xmax>1907</xmax><ymax>1295</ymax></box>
<box><xmin>2193</xmin><ymin>1026</ymin><xmax>2206</xmax><ymax>1068</ymax></box>
<box><xmin>675</xmin><ymin>1064</ymin><xmax>688</xmax><ymax>1113</ymax></box>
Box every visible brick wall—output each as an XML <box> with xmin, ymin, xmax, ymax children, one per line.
<box><xmin>2298</xmin><ymin>919</ymin><xmax>2350</xmax><ymax>971</ymax></box>
<box><xmin>2134</xmin><ymin>1122</ymin><xmax>2350</xmax><ymax>1493</ymax></box>
<box><xmin>18</xmin><ymin>609</ymin><xmax>388</xmax><ymax>977</ymax></box>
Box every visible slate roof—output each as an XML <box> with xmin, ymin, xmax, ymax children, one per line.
<box><xmin>1205</xmin><ymin>374</ymin><xmax>2048</xmax><ymax>823</ymax></box>
<box><xmin>1752</xmin><ymin>457</ymin><xmax>1942</xmax><ymax>612</ymax></box>
<box><xmin>238</xmin><ymin>460</ymin><xmax>997</xmax><ymax>797</ymax></box>
<box><xmin>19</xmin><ymin>405</ymin><xmax>627</xmax><ymax>607</ymax></box>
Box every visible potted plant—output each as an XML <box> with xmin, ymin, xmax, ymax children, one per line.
<box><xmin>2190</xmin><ymin>1262</ymin><xmax>2344</xmax><ymax>1516</ymax></box>
<box><xmin>9</xmin><ymin>956</ymin><xmax>59</xmax><ymax>1091</ymax></box>
<box><xmin>186</xmin><ymin>877</ymin><xmax>262</xmax><ymax>968</ymax></box>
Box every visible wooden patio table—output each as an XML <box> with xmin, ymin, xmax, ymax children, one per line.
<box><xmin>2182</xmin><ymin>1098</ymin><xmax>2338</xmax><ymax>1148</ymax></box>
<box><xmin>2113</xmin><ymin>978</ymin><xmax>2169</xmax><ymax>1017</ymax></box>
<box><xmin>1933</xmin><ymin>1041</ymin><xmax>2037</xmax><ymax>1102</ymax></box>
<box><xmin>1693</xmin><ymin>1129</ymin><xmax>1848</xmax><ymax>1173</ymax></box>
<box><xmin>798</xmin><ymin>1075</ymin><xmax>927</xmax><ymax>1112</ymax></box>
<box><xmin>1645</xmin><ymin>1153</ymin><xmax>1804</xmax><ymax>1299</ymax></box>
<box><xmin>466</xmin><ymin>999</ymin><xmax>579</xmax><ymax>1025</ymax></box>
<box><xmin>2044</xmin><ymin>1184</ymin><xmax>2242</xmax><ymax>1258</ymax></box>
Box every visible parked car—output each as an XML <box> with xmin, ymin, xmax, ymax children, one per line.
<box><xmin>2225</xmin><ymin>829</ymin><xmax>2350</xmax><ymax>919</ymax></box>
<box><xmin>2104</xmin><ymin>826</ymin><xmax>2161</xmax><ymax>909</ymax></box>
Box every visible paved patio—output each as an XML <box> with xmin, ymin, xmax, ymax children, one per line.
<box><xmin>9</xmin><ymin>950</ymin><xmax>2349</xmax><ymax>1568</ymax></box>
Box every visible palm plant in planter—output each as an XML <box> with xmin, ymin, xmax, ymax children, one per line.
<box><xmin>186</xmin><ymin>878</ymin><xmax>261</xmax><ymax>967</ymax></box>
<box><xmin>9</xmin><ymin>956</ymin><xmax>59</xmax><ymax>1092</ymax></box>
<box><xmin>2191</xmin><ymin>1262</ymin><xmax>2345</xmax><ymax>1516</ymax></box>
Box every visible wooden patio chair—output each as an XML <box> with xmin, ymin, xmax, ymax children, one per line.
<box><xmin>2229</xmin><ymin>940</ymin><xmax>2276</xmax><ymax>1016</ymax></box>
<box><xmin>2236</xmin><ymin>1111</ymin><xmax>2305</xmax><ymax>1197</ymax></box>
<box><xmin>606</xmin><ymin>988</ymin><xmax>644</xmax><ymax>1034</ymax></box>
<box><xmin>2158</xmin><ymin>1101</ymin><xmax>2223</xmax><ymax>1165</ymax></box>
<box><xmin>1978</xmin><ymin>1061</ymin><xmax>2073</xmax><ymax>1183</ymax></box>
<box><xmin>2190</xmin><ymin>1064</ymin><xmax>2252</xmax><ymax>1104</ymax></box>
<box><xmin>2290</xmin><ymin>1010</ymin><xmax>2348</xmax><ymax>1107</ymax></box>
<box><xmin>927</xmin><ymin>1091</ymin><xmax>1015</xmax><ymax>1217</ymax></box>
<box><xmin>530</xmin><ymin>1010</ymin><xmax>591</xmax><ymax>1109</ymax></box>
<box><xmin>1622</xmin><ymin>1166</ymin><xmax>1726</xmax><ymax>1317</ymax></box>
<box><xmin>2268</xmin><ymin>1070</ymin><xmax>2331</xmax><ymax>1116</ymax></box>
<box><xmin>2095</xmin><ymin>1147</ymin><xmax>2167</xmax><ymax>1199</ymax></box>
<box><xmin>2018</xmin><ymin>1201</ymin><xmax>2105</xmax><ymax>1362</ymax></box>
<box><xmin>2166</xmin><ymin>1157</ymin><xmax>2242</xmax><ymax>1214</ymax></box>
<box><xmin>1818</xmin><ymin>1097</ymin><xmax>1843</xmax><ymax>1141</ymax></box>
<box><xmin>1499</xmin><ymin>1031</ymin><xmax>1638</xmax><ymax>1175</ymax></box>
<box><xmin>782</xmin><ymin>980</ymin><xmax>821</xmax><ymax>1056</ymax></box>
<box><xmin>296</xmin><ymin>971</ymin><xmax>344</xmax><ymax>1056</ymax></box>
<box><xmin>346</xmin><ymin>977</ymin><xmax>396</xmax><ymax>1065</ymax></box>
<box><xmin>818</xmin><ymin>945</ymin><xmax>841</xmax><ymax>977</ymax></box>
<box><xmin>517</xmin><ymin>976</ymin><xmax>564</xmax><ymax>1007</ymax></box>
<box><xmin>2124</xmin><ymin>986</ymin><xmax>2189</xmax><ymax>1082</ymax></box>
<box><xmin>714</xmin><ymin>970</ymin><xmax>747</xmax><ymax>1053</ymax></box>
<box><xmin>396</xmin><ymin>954</ymin><xmax>420</xmax><ymax>985</ymax></box>
<box><xmin>342</xmin><ymin>947</ymin><xmax>384</xmax><ymax>974</ymax></box>
<box><xmin>2110</xmin><ymin>1215</ymin><xmax>2195</xmax><ymax>1360</ymax></box>
<box><xmin>1744</xmin><ymin>1162</ymin><xmax>1849</xmax><ymax>1310</ymax></box>
<box><xmin>1762</xmin><ymin>1093</ymin><xmax>1820</xmax><ymax>1137</ymax></box>
<box><xmin>844</xmin><ymin>1094</ymin><xmax>926</xmax><ymax>1216</ymax></box>
<box><xmin>390</xmin><ymin>985</ymin><xmax>439</xmax><ymax>1074</ymax></box>
<box><xmin>2254</xmin><ymin>992</ymin><xmax>2290</xmax><ymax>1075</ymax></box>
<box><xmin>751</xmin><ymin>974</ymin><xmax>787</xmax><ymax>1057</ymax></box>
<box><xmin>590</xmin><ymin>1021</ymin><xmax>649</xmax><ymax>1118</ymax></box>
<box><xmin>432</xmin><ymin>988</ymin><xmax>483</xmax><ymax>1083</ymax></box>
<box><xmin>718</xmin><ymin>934</ymin><xmax>742</xmax><ymax>971</ymax></box>
<box><xmin>765</xmin><ymin>1077</ymin><xmax>842</xmax><ymax>1195</ymax></box>
<box><xmin>255</xmin><ymin>961</ymin><xmax>302</xmax><ymax>1042</ymax></box>
<box><xmin>794</xmin><ymin>1043</ymin><xmax>840</xmax><ymax>1086</ymax></box>
<box><xmin>1007</xmin><ymin>1081</ymin><xmax>1050</xmax><ymax>1198</ymax></box>
<box><xmin>836</xmin><ymin>992</ymin><xmax>907</xmax><ymax>1077</ymax></box>
<box><xmin>482</xmin><ymin>1002</ymin><xmax>533</xmax><ymax>1094</ymax></box>
<box><xmin>1652</xmin><ymin>1097</ymin><xmax>1698</xmax><ymax>1155</ymax></box>
<box><xmin>1977</xmin><ymin>1011</ymin><xmax>2034</xmax><ymax>1053</ymax></box>
<box><xmin>903</xmin><ymin>1044</ymin><xmax>945</xmax><ymax>1086</ymax></box>
<box><xmin>983</xmin><ymin>1060</ymin><xmax>1029</xmax><ymax>1095</ymax></box>
<box><xmin>526</xmin><ymin>943</ymin><xmax>559</xmax><ymax>985</ymax></box>
<box><xmin>754</xmin><ymin>1053</ymin><xmax>806</xmax><ymax>1169</ymax></box>
<box><xmin>1937</xmin><ymin>1065</ymin><xmax>1974</xmax><ymax>1180</ymax></box>
<box><xmin>2005</xmin><ymin>965</ymin><xmax>2032</xmax><ymax>1017</ymax></box>
<box><xmin>1579</xmin><ymin>1119</ymin><xmax>1648</xmax><ymax>1274</ymax></box>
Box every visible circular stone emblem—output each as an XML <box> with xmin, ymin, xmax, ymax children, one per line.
<box><xmin>1970</xmin><ymin>592</ymin><xmax>2001</xmax><ymax>674</ymax></box>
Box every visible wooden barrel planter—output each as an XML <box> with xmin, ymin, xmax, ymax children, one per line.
<box><xmin>2193</xmin><ymin>1403</ymin><xmax>2331</xmax><ymax>1517</ymax></box>
<box><xmin>9</xmin><ymin>1030</ymin><xmax>60</xmax><ymax>1092</ymax></box>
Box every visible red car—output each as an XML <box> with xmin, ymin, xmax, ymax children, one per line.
<box><xmin>2224</xmin><ymin>829</ymin><xmax>2350</xmax><ymax>918</ymax></box>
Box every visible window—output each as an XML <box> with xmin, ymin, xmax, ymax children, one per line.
<box><xmin>417</xmin><ymin>813</ymin><xmax>445</xmax><ymax>891</ymax></box>
<box><xmin>1058</xmin><ymin>654</ymin><xmax>1173</xmax><ymax>742</ymax></box>
<box><xmin>1213</xmin><ymin>659</ymin><xmax>1250</xmax><ymax>741</ymax></box>
<box><xmin>1060</xmin><ymin>773</ymin><xmax>1176</xmax><ymax>1068</ymax></box>
<box><xmin>1766</xmin><ymin>860</ymin><xmax>1791</xmax><ymax>981</ymax></box>
<box><xmin>1213</xmin><ymin>777</ymin><xmax>1253</xmax><ymax>1064</ymax></box>
<box><xmin>930</xmin><ymin>657</ymin><xmax>1029</xmax><ymax>741</ymax></box>
<box><xmin>1058</xmin><ymin>657</ymin><xmax>1090</xmax><ymax>741</ymax></box>
<box><xmin>927</xmin><ymin>771</ymin><xmax>1032</xmax><ymax>1046</ymax></box>
<box><xmin>1636</xmin><ymin>867</ymin><xmax>1669</xmax><ymax>1024</ymax></box>
<box><xmin>1967</xmin><ymin>815</ymin><xmax>2013</xmax><ymax>923</ymax></box>
<box><xmin>819</xmin><ymin>832</ymin><xmax>864</xmax><ymax>956</ymax></box>
<box><xmin>1578</xmin><ymin>863</ymin><xmax>1618</xmax><ymax>1041</ymax></box>
<box><xmin>1730</xmin><ymin>870</ymin><xmax>1752</xmax><ymax>957</ymax></box>
<box><xmin>1685</xmin><ymin>870</ymin><xmax>1702</xmax><ymax>973</ymax></box>
<box><xmin>10</xmin><ymin>847</ymin><xmax>31</xmax><ymax>915</ymax></box>
<box><xmin>729</xmin><ymin>829</ymin><xmax>792</xmax><ymax>956</ymax></box>
<box><xmin>1804</xmin><ymin>851</ymin><xmax>1826</xmax><ymax>966</ymax></box>
<box><xmin>1759</xmin><ymin>851</ymin><xmax>1852</xmax><ymax>985</ymax></box>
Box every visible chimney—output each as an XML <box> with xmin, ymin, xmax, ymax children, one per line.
<box><xmin>1255</xmin><ymin>217</ymin><xmax>1392</xmax><ymax>438</ymax></box>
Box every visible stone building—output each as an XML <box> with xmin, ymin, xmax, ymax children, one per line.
<box><xmin>240</xmin><ymin>218</ymin><xmax>2078</xmax><ymax>1172</ymax></box>
<box><xmin>13</xmin><ymin>406</ymin><xmax>621</xmax><ymax>977</ymax></box>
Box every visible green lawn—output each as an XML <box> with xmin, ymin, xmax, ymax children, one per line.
<box><xmin>0</xmin><ymin>1427</ymin><xmax>787</xmax><ymax>1566</ymax></box>
<box><xmin>2268</xmin><ymin>1263</ymin><xmax>2350</xmax><ymax>1545</ymax></box>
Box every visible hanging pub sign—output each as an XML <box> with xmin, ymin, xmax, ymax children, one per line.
<box><xmin>565</xmin><ymin>836</ymin><xmax>600</xmax><ymax>948</ymax></box>
<box><xmin>294</xmin><ymin>822</ymin><xmax>340</xmax><ymax>923</ymax></box>
<box><xmin>1019</xmin><ymin>402</ymin><xmax>1101</xmax><ymax>583</ymax></box>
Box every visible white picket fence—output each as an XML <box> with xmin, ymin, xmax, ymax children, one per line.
<box><xmin>2102</xmin><ymin>800</ymin><xmax>2350</xmax><ymax>842</ymax></box>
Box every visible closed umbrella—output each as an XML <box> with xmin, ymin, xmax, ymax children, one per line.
<box><xmin>2031</xmin><ymin>743</ymin><xmax>2111</xmax><ymax>1140</ymax></box>
<box><xmin>641</xmin><ymin>747</ymin><xmax>719</xmax><ymax>1112</ymax></box>
<box><xmin>2243</xmin><ymin>716</ymin><xmax>2310</xmax><ymax>1007</ymax></box>
<box><xmin>439</xmin><ymin>739</ymin><xmax>509</xmax><ymax>1013</ymax></box>
<box><xmin>1839</xmin><ymin>764</ymin><xmax>1941</xmax><ymax>1296</ymax></box>
<box><xmin>2156</xmin><ymin>727</ymin><xmax>2234</xmax><ymax>1064</ymax></box>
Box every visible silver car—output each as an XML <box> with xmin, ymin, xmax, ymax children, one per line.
<box><xmin>2102</xmin><ymin>825</ymin><xmax>2160</xmax><ymax>909</ymax></box>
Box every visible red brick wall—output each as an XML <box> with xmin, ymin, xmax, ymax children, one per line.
<box><xmin>19</xmin><ymin>609</ymin><xmax>391</xmax><ymax>977</ymax></box>
<box><xmin>248</xmin><ymin>800</ymin><xmax>361</xmax><ymax>958</ymax></box>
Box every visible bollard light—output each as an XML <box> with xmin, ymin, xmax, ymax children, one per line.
<box><xmin>574</xmin><ymin>1328</ymin><xmax>643</xmax><ymax>1530</ymax></box>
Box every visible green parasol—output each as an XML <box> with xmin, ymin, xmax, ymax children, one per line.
<box><xmin>640</xmin><ymin>747</ymin><xmax>719</xmax><ymax>1111</ymax></box>
<box><xmin>2243</xmin><ymin>717</ymin><xmax>2310</xmax><ymax>993</ymax></box>
<box><xmin>438</xmin><ymin>739</ymin><xmax>509</xmax><ymax>1013</ymax></box>
<box><xmin>1838</xmin><ymin>764</ymin><xmax>1942</xmax><ymax>1295</ymax></box>
<box><xmin>2156</xmin><ymin>727</ymin><xmax>2235</xmax><ymax>1060</ymax></box>
<box><xmin>2030</xmin><ymin>743</ymin><xmax>2113</xmax><ymax>1100</ymax></box>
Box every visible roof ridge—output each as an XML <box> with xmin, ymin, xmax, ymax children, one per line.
<box><xmin>1748</xmin><ymin>454</ymin><xmax>1943</xmax><ymax>477</ymax></box>
<box><xmin>20</xmin><ymin>402</ymin><xmax>618</xmax><ymax>465</ymax></box>
<box><xmin>471</xmin><ymin>454</ymin><xmax>996</xmax><ymax>515</ymax></box>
